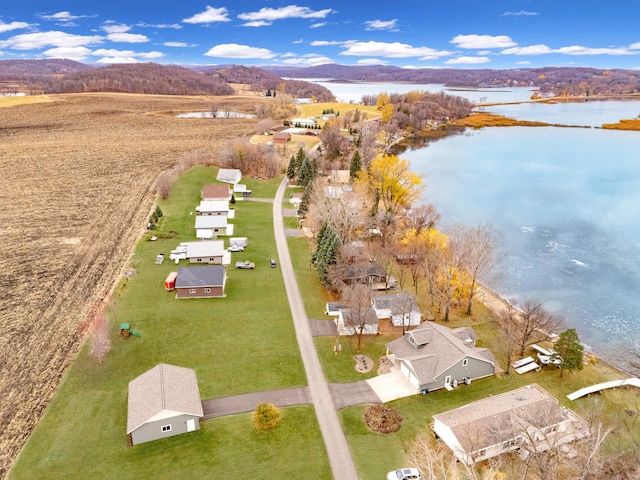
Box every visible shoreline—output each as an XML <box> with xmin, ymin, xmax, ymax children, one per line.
<box><xmin>476</xmin><ymin>283</ymin><xmax>637</xmax><ymax>377</ymax></box>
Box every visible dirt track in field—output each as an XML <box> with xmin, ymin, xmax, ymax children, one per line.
<box><xmin>0</xmin><ymin>93</ymin><xmax>261</xmax><ymax>477</ymax></box>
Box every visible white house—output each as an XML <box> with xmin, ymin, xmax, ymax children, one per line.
<box><xmin>216</xmin><ymin>168</ymin><xmax>242</xmax><ymax>185</ymax></box>
<box><xmin>127</xmin><ymin>364</ymin><xmax>203</xmax><ymax>445</ymax></box>
<box><xmin>336</xmin><ymin>307</ymin><xmax>379</xmax><ymax>336</ymax></box>
<box><xmin>194</xmin><ymin>215</ymin><xmax>233</xmax><ymax>236</ymax></box>
<box><xmin>195</xmin><ymin>200</ymin><xmax>234</xmax><ymax>219</ymax></box>
<box><xmin>372</xmin><ymin>293</ymin><xmax>422</xmax><ymax>327</ymax></box>
<box><xmin>183</xmin><ymin>240</ymin><xmax>227</xmax><ymax>264</ymax></box>
<box><xmin>432</xmin><ymin>384</ymin><xmax>590</xmax><ymax>466</ymax></box>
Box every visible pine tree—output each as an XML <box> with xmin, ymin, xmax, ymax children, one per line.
<box><xmin>297</xmin><ymin>158</ymin><xmax>315</xmax><ymax>188</ymax></box>
<box><xmin>350</xmin><ymin>150</ymin><xmax>362</xmax><ymax>180</ymax></box>
<box><xmin>298</xmin><ymin>184</ymin><xmax>312</xmax><ymax>217</ymax></box>
<box><xmin>286</xmin><ymin>155</ymin><xmax>296</xmax><ymax>179</ymax></box>
<box><xmin>555</xmin><ymin>328</ymin><xmax>584</xmax><ymax>377</ymax></box>
<box><xmin>313</xmin><ymin>223</ymin><xmax>341</xmax><ymax>286</ymax></box>
<box><xmin>295</xmin><ymin>147</ymin><xmax>306</xmax><ymax>171</ymax></box>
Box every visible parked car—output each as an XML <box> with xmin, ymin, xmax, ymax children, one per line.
<box><xmin>235</xmin><ymin>261</ymin><xmax>255</xmax><ymax>269</ymax></box>
<box><xmin>270</xmin><ymin>258</ymin><xmax>277</xmax><ymax>268</ymax></box>
<box><xmin>387</xmin><ymin>468</ymin><xmax>421</xmax><ymax>480</ymax></box>
<box><xmin>228</xmin><ymin>244</ymin><xmax>244</xmax><ymax>252</ymax></box>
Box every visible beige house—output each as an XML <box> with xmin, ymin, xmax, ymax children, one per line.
<box><xmin>127</xmin><ymin>364</ymin><xmax>203</xmax><ymax>445</ymax></box>
<box><xmin>432</xmin><ymin>384</ymin><xmax>590</xmax><ymax>465</ymax></box>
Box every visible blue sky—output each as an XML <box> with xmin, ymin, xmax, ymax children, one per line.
<box><xmin>1</xmin><ymin>1</ymin><xmax>639</xmax><ymax>69</ymax></box>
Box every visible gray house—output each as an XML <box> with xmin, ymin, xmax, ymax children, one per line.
<box><xmin>127</xmin><ymin>363</ymin><xmax>203</xmax><ymax>446</ymax></box>
<box><xmin>386</xmin><ymin>322</ymin><xmax>498</xmax><ymax>393</ymax></box>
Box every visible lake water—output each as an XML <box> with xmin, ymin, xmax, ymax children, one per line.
<box><xmin>321</xmin><ymin>81</ymin><xmax>640</xmax><ymax>372</ymax></box>
<box><xmin>308</xmin><ymin>80</ymin><xmax>537</xmax><ymax>104</ymax></box>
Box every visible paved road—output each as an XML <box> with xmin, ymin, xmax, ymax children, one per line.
<box><xmin>273</xmin><ymin>177</ymin><xmax>360</xmax><ymax>480</ymax></box>
<box><xmin>201</xmin><ymin>387</ymin><xmax>312</xmax><ymax>419</ymax></box>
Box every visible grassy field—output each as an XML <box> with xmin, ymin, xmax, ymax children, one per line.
<box><xmin>0</xmin><ymin>92</ymin><xmax>270</xmax><ymax>477</ymax></box>
<box><xmin>7</xmin><ymin>166</ymin><xmax>333</xmax><ymax>480</ymax></box>
<box><xmin>295</xmin><ymin>101</ymin><xmax>380</xmax><ymax>121</ymax></box>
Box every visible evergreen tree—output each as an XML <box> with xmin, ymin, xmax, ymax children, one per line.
<box><xmin>313</xmin><ymin>223</ymin><xmax>341</xmax><ymax>287</ymax></box>
<box><xmin>298</xmin><ymin>184</ymin><xmax>312</xmax><ymax>217</ymax></box>
<box><xmin>349</xmin><ymin>150</ymin><xmax>362</xmax><ymax>180</ymax></box>
<box><xmin>295</xmin><ymin>147</ymin><xmax>306</xmax><ymax>171</ymax></box>
<box><xmin>287</xmin><ymin>155</ymin><xmax>297</xmax><ymax>179</ymax></box>
<box><xmin>297</xmin><ymin>158</ymin><xmax>315</xmax><ymax>188</ymax></box>
<box><xmin>555</xmin><ymin>328</ymin><xmax>584</xmax><ymax>377</ymax></box>
<box><xmin>266</xmin><ymin>89</ymin><xmax>272</xmax><ymax>97</ymax></box>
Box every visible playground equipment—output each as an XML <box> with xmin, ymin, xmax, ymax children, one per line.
<box><xmin>120</xmin><ymin>323</ymin><xmax>141</xmax><ymax>338</ymax></box>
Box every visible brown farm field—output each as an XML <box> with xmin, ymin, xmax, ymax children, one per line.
<box><xmin>0</xmin><ymin>92</ymin><xmax>262</xmax><ymax>477</ymax></box>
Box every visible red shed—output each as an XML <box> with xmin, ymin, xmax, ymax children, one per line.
<box><xmin>164</xmin><ymin>271</ymin><xmax>178</xmax><ymax>291</ymax></box>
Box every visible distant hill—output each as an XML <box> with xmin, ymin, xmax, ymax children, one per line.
<box><xmin>263</xmin><ymin>64</ymin><xmax>640</xmax><ymax>96</ymax></box>
<box><xmin>0</xmin><ymin>58</ymin><xmax>93</xmax><ymax>77</ymax></box>
<box><xmin>39</xmin><ymin>63</ymin><xmax>235</xmax><ymax>96</ymax></box>
<box><xmin>202</xmin><ymin>65</ymin><xmax>335</xmax><ymax>101</ymax></box>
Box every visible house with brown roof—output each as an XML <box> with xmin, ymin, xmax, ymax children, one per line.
<box><xmin>385</xmin><ymin>321</ymin><xmax>498</xmax><ymax>393</ymax></box>
<box><xmin>432</xmin><ymin>384</ymin><xmax>590</xmax><ymax>466</ymax></box>
<box><xmin>175</xmin><ymin>265</ymin><xmax>226</xmax><ymax>298</ymax></box>
<box><xmin>127</xmin><ymin>363</ymin><xmax>203</xmax><ymax>445</ymax></box>
<box><xmin>201</xmin><ymin>183</ymin><xmax>231</xmax><ymax>201</ymax></box>
<box><xmin>273</xmin><ymin>132</ymin><xmax>291</xmax><ymax>144</ymax></box>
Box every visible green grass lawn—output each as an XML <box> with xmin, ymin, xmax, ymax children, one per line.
<box><xmin>9</xmin><ymin>166</ymin><xmax>637</xmax><ymax>480</ymax></box>
<box><xmin>8</xmin><ymin>166</ymin><xmax>329</xmax><ymax>480</ymax></box>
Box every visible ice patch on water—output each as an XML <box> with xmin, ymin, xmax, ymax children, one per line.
<box><xmin>570</xmin><ymin>259</ymin><xmax>589</xmax><ymax>268</ymax></box>
<box><xmin>521</xmin><ymin>226</ymin><xmax>536</xmax><ymax>233</ymax></box>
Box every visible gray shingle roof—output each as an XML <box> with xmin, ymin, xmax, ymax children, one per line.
<box><xmin>175</xmin><ymin>265</ymin><xmax>226</xmax><ymax>288</ymax></box>
<box><xmin>127</xmin><ymin>363</ymin><xmax>203</xmax><ymax>434</ymax></box>
<box><xmin>386</xmin><ymin>322</ymin><xmax>497</xmax><ymax>385</ymax></box>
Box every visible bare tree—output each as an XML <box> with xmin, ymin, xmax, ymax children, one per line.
<box><xmin>513</xmin><ymin>300</ymin><xmax>565</xmax><ymax>356</ymax></box>
<box><xmin>461</xmin><ymin>223</ymin><xmax>503</xmax><ymax>315</ymax></box>
<box><xmin>341</xmin><ymin>283</ymin><xmax>375</xmax><ymax>352</ymax></box>
<box><xmin>494</xmin><ymin>303</ymin><xmax>522</xmax><ymax>375</ymax></box>
<box><xmin>87</xmin><ymin>303</ymin><xmax>111</xmax><ymax>363</ymax></box>
<box><xmin>153</xmin><ymin>170</ymin><xmax>173</xmax><ymax>199</ymax></box>
<box><xmin>436</xmin><ymin>224</ymin><xmax>468</xmax><ymax>322</ymax></box>
<box><xmin>254</xmin><ymin>118</ymin><xmax>275</xmax><ymax>135</ymax></box>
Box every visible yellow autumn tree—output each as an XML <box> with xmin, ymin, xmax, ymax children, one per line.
<box><xmin>365</xmin><ymin>154</ymin><xmax>424</xmax><ymax>215</ymax></box>
<box><xmin>380</xmin><ymin>103</ymin><xmax>394</xmax><ymax>124</ymax></box>
<box><xmin>376</xmin><ymin>92</ymin><xmax>390</xmax><ymax>110</ymax></box>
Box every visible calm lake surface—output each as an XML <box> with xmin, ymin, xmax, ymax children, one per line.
<box><xmin>321</xmin><ymin>81</ymin><xmax>640</xmax><ymax>371</ymax></box>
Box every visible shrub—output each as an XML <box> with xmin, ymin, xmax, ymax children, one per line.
<box><xmin>363</xmin><ymin>403</ymin><xmax>403</xmax><ymax>434</ymax></box>
<box><xmin>252</xmin><ymin>403</ymin><xmax>281</xmax><ymax>431</ymax></box>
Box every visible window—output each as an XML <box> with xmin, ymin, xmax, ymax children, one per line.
<box><xmin>204</xmin><ymin>288</ymin><xmax>211</xmax><ymax>293</ymax></box>
<box><xmin>189</xmin><ymin>288</ymin><xmax>196</xmax><ymax>294</ymax></box>
<box><xmin>462</xmin><ymin>358</ymin><xmax>468</xmax><ymax>367</ymax></box>
<box><xmin>161</xmin><ymin>424</ymin><xmax>171</xmax><ymax>432</ymax></box>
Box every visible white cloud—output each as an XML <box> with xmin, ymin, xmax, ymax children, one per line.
<box><xmin>364</xmin><ymin>19</ymin><xmax>398</xmax><ymax>31</ymax></box>
<box><xmin>43</xmin><ymin>46</ymin><xmax>93</xmax><ymax>61</ymax></box>
<box><xmin>0</xmin><ymin>21</ymin><xmax>30</xmax><ymax>33</ymax></box>
<box><xmin>92</xmin><ymin>48</ymin><xmax>164</xmax><ymax>63</ymax></box>
<box><xmin>97</xmin><ymin>56</ymin><xmax>139</xmax><ymax>64</ymax></box>
<box><xmin>503</xmin><ymin>11</ymin><xmax>538</xmax><ymax>16</ymax></box>
<box><xmin>279</xmin><ymin>53</ymin><xmax>333</xmax><ymax>66</ymax></box>
<box><xmin>40</xmin><ymin>11</ymin><xmax>86</xmax><ymax>21</ymax></box>
<box><xmin>630</xmin><ymin>43</ymin><xmax>640</xmax><ymax>50</ymax></box>
<box><xmin>107</xmin><ymin>33</ymin><xmax>149</xmax><ymax>43</ymax></box>
<box><xmin>164</xmin><ymin>41</ymin><xmax>194</xmax><ymax>47</ymax></box>
<box><xmin>137</xmin><ymin>22</ymin><xmax>181</xmax><ymax>29</ymax></box>
<box><xmin>102</xmin><ymin>23</ymin><xmax>131</xmax><ymax>34</ymax></box>
<box><xmin>182</xmin><ymin>6</ymin><xmax>231</xmax><ymax>24</ymax></box>
<box><xmin>356</xmin><ymin>58</ymin><xmax>389</xmax><ymax>66</ymax></box>
<box><xmin>445</xmin><ymin>56</ymin><xmax>490</xmax><ymax>65</ymax></box>
<box><xmin>241</xmin><ymin>21</ymin><xmax>271</xmax><ymax>27</ymax></box>
<box><xmin>238</xmin><ymin>6</ymin><xmax>334</xmax><ymax>25</ymax></box>
<box><xmin>451</xmin><ymin>34</ymin><xmax>517</xmax><ymax>49</ymax></box>
<box><xmin>204</xmin><ymin>43</ymin><xmax>277</xmax><ymax>59</ymax></box>
<box><xmin>340</xmin><ymin>41</ymin><xmax>452</xmax><ymax>59</ymax></box>
<box><xmin>0</xmin><ymin>31</ymin><xmax>103</xmax><ymax>50</ymax></box>
<box><xmin>310</xmin><ymin>22</ymin><xmax>327</xmax><ymax>29</ymax></box>
<box><xmin>516</xmin><ymin>61</ymin><xmax>531</xmax><ymax>65</ymax></box>
<box><xmin>555</xmin><ymin>45</ymin><xmax>636</xmax><ymax>55</ymax></box>
<box><xmin>311</xmin><ymin>40</ymin><xmax>349</xmax><ymax>46</ymax></box>
<box><xmin>501</xmin><ymin>44</ymin><xmax>553</xmax><ymax>55</ymax></box>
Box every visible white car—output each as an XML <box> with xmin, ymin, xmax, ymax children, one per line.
<box><xmin>228</xmin><ymin>244</ymin><xmax>244</xmax><ymax>252</ymax></box>
<box><xmin>387</xmin><ymin>468</ymin><xmax>421</xmax><ymax>480</ymax></box>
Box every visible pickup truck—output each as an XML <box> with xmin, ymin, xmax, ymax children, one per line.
<box><xmin>235</xmin><ymin>261</ymin><xmax>255</xmax><ymax>269</ymax></box>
